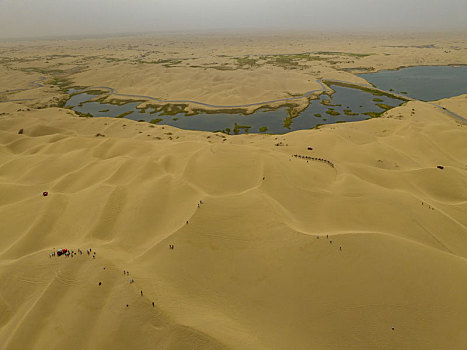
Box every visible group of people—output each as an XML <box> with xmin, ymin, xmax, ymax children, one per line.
<box><xmin>187</xmin><ymin>200</ymin><xmax>205</xmax><ymax>225</ymax></box>
<box><xmin>317</xmin><ymin>234</ymin><xmax>342</xmax><ymax>252</ymax></box>
<box><xmin>49</xmin><ymin>248</ymin><xmax>94</xmax><ymax>258</ymax></box>
<box><xmin>121</xmin><ymin>269</ymin><xmax>156</xmax><ymax>309</ymax></box>
<box><xmin>421</xmin><ymin>202</ymin><xmax>435</xmax><ymax>211</ymax></box>
<box><xmin>292</xmin><ymin>154</ymin><xmax>335</xmax><ymax>168</ymax></box>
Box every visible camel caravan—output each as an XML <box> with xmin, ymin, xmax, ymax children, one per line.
<box><xmin>291</xmin><ymin>154</ymin><xmax>335</xmax><ymax>168</ymax></box>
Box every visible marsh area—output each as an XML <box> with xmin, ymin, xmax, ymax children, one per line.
<box><xmin>66</xmin><ymin>85</ymin><xmax>404</xmax><ymax>134</ymax></box>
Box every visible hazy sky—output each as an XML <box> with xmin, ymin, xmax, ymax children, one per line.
<box><xmin>0</xmin><ymin>0</ymin><xmax>466</xmax><ymax>39</ymax></box>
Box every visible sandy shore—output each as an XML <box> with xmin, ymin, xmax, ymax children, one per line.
<box><xmin>0</xmin><ymin>32</ymin><xmax>466</xmax><ymax>349</ymax></box>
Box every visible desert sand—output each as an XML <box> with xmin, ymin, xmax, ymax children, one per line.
<box><xmin>0</xmin><ymin>32</ymin><xmax>466</xmax><ymax>349</ymax></box>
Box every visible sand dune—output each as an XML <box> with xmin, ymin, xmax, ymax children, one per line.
<box><xmin>0</xmin><ymin>96</ymin><xmax>466</xmax><ymax>349</ymax></box>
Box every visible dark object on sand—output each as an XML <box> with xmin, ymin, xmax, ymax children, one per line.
<box><xmin>169</xmin><ymin>244</ymin><xmax>174</xmax><ymax>250</ymax></box>
<box><xmin>307</xmin><ymin>147</ymin><xmax>313</xmax><ymax>150</ymax></box>
<box><xmin>18</xmin><ymin>129</ymin><xmax>24</xmax><ymax>134</ymax></box>
<box><xmin>152</xmin><ymin>302</ymin><xmax>155</xmax><ymax>307</ymax></box>
<box><xmin>56</xmin><ymin>248</ymin><xmax>67</xmax><ymax>256</ymax></box>
<box><xmin>99</xmin><ymin>282</ymin><xmax>102</xmax><ymax>286</ymax></box>
<box><xmin>43</xmin><ymin>191</ymin><xmax>48</xmax><ymax>197</ymax></box>
<box><xmin>437</xmin><ymin>165</ymin><xmax>444</xmax><ymax>170</ymax></box>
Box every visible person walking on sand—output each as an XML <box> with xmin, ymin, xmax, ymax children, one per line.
<box><xmin>141</xmin><ymin>290</ymin><xmax>143</xmax><ymax>296</ymax></box>
<box><xmin>152</xmin><ymin>302</ymin><xmax>154</xmax><ymax>307</ymax></box>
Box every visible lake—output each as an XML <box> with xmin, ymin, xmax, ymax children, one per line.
<box><xmin>359</xmin><ymin>65</ymin><xmax>467</xmax><ymax>101</ymax></box>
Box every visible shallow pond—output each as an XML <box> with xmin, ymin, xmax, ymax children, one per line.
<box><xmin>65</xmin><ymin>85</ymin><xmax>404</xmax><ymax>134</ymax></box>
<box><xmin>359</xmin><ymin>65</ymin><xmax>467</xmax><ymax>101</ymax></box>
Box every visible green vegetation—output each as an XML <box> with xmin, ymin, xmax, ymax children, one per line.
<box><xmin>264</xmin><ymin>56</ymin><xmax>300</xmax><ymax>69</ymax></box>
<box><xmin>314</xmin><ymin>113</ymin><xmax>322</xmax><ymax>118</ymax></box>
<box><xmin>160</xmin><ymin>104</ymin><xmax>187</xmax><ymax>116</ymax></box>
<box><xmin>373</xmin><ymin>98</ymin><xmax>383</xmax><ymax>102</ymax></box>
<box><xmin>400</xmin><ymin>91</ymin><xmax>408</xmax><ymax>94</ymax></box>
<box><xmin>344</xmin><ymin>109</ymin><xmax>359</xmax><ymax>116</ymax></box>
<box><xmin>202</xmin><ymin>63</ymin><xmax>236</xmax><ymax>71</ymax></box>
<box><xmin>214</xmin><ymin>127</ymin><xmax>232</xmax><ymax>135</ymax></box>
<box><xmin>363</xmin><ymin>111</ymin><xmax>384</xmax><ymax>118</ymax></box>
<box><xmin>146</xmin><ymin>104</ymin><xmax>188</xmax><ymax>116</ymax></box>
<box><xmin>236</xmin><ymin>57</ymin><xmax>259</xmax><ymax>68</ymax></box>
<box><xmin>282</xmin><ymin>105</ymin><xmax>303</xmax><ymax>129</ymax></box>
<box><xmin>286</xmin><ymin>92</ymin><xmax>305</xmax><ymax>98</ymax></box>
<box><xmin>150</xmin><ymin>118</ymin><xmax>163</xmax><ymax>124</ymax></box>
<box><xmin>53</xmin><ymin>96</ymin><xmax>69</xmax><ymax>108</ymax></box>
<box><xmin>99</xmin><ymin>109</ymin><xmax>110</xmax><ymax>113</ymax></box>
<box><xmin>320</xmin><ymin>99</ymin><xmax>333</xmax><ymax>106</ymax></box>
<box><xmin>51</xmin><ymin>77</ymin><xmax>74</xmax><ymax>91</ymax></box>
<box><xmin>104</xmin><ymin>57</ymin><xmax>128</xmax><ymax>63</ymax></box>
<box><xmin>235</xmin><ymin>53</ymin><xmax>330</xmax><ymax>70</ymax></box>
<box><xmin>326</xmin><ymin>109</ymin><xmax>341</xmax><ymax>116</ymax></box>
<box><xmin>75</xmin><ymin>111</ymin><xmax>93</xmax><ymax>118</ymax></box>
<box><xmin>191</xmin><ymin>107</ymin><xmax>248</xmax><ymax>115</ymax></box>
<box><xmin>258</xmin><ymin>53</ymin><xmax>326</xmax><ymax>70</ymax></box>
<box><xmin>233</xmin><ymin>123</ymin><xmax>251</xmax><ymax>134</ymax></box>
<box><xmin>173</xmin><ymin>118</ymin><xmax>179</xmax><ymax>121</ymax></box>
<box><xmin>21</xmin><ymin>67</ymin><xmax>67</xmax><ymax>75</ymax></box>
<box><xmin>259</xmin><ymin>126</ymin><xmax>268</xmax><ymax>132</ymax></box>
<box><xmin>83</xmin><ymin>89</ymin><xmax>108</xmax><ymax>96</ymax></box>
<box><xmin>376</xmin><ymin>103</ymin><xmax>393</xmax><ymax>110</ymax></box>
<box><xmin>314</xmin><ymin>51</ymin><xmax>372</xmax><ymax>58</ymax></box>
<box><xmin>323</xmin><ymin>80</ymin><xmax>409</xmax><ymax>101</ymax></box>
<box><xmin>107</xmin><ymin>98</ymin><xmax>145</xmax><ymax>106</ymax></box>
<box><xmin>116</xmin><ymin>111</ymin><xmax>134</xmax><ymax>118</ymax></box>
<box><xmin>343</xmin><ymin>67</ymin><xmax>375</xmax><ymax>72</ymax></box>
<box><xmin>142</xmin><ymin>59</ymin><xmax>184</xmax><ymax>67</ymax></box>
